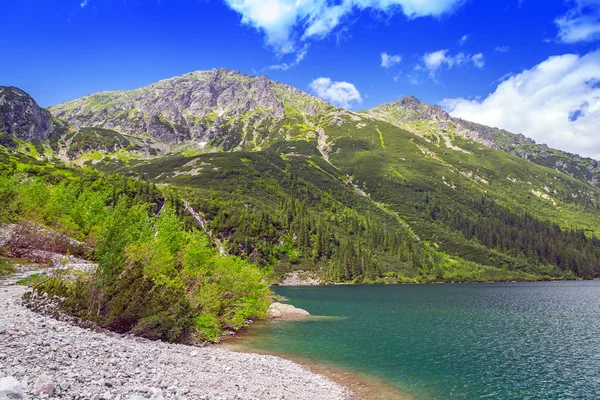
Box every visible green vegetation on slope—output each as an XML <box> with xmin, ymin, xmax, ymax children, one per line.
<box><xmin>5</xmin><ymin>80</ymin><xmax>600</xmax><ymax>284</ymax></box>
<box><xmin>108</xmin><ymin>138</ymin><xmax>557</xmax><ymax>282</ymax></box>
<box><xmin>0</xmin><ymin>151</ymin><xmax>270</xmax><ymax>342</ymax></box>
<box><xmin>101</xmin><ymin>110</ymin><xmax>600</xmax><ymax>282</ymax></box>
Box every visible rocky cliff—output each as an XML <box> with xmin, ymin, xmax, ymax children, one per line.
<box><xmin>0</xmin><ymin>87</ymin><xmax>53</xmax><ymax>141</ymax></box>
<box><xmin>49</xmin><ymin>69</ymin><xmax>330</xmax><ymax>147</ymax></box>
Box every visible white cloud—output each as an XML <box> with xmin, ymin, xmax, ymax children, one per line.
<box><xmin>459</xmin><ymin>34</ymin><xmax>469</xmax><ymax>45</ymax></box>
<box><xmin>423</xmin><ymin>49</ymin><xmax>454</xmax><ymax>70</ymax></box>
<box><xmin>309</xmin><ymin>77</ymin><xmax>362</xmax><ymax>109</ymax></box>
<box><xmin>265</xmin><ymin>45</ymin><xmax>309</xmax><ymax>71</ymax></box>
<box><xmin>495</xmin><ymin>45</ymin><xmax>510</xmax><ymax>52</ymax></box>
<box><xmin>224</xmin><ymin>0</ymin><xmax>467</xmax><ymax>54</ymax></box>
<box><xmin>471</xmin><ymin>53</ymin><xmax>484</xmax><ymax>68</ymax></box>
<box><xmin>442</xmin><ymin>51</ymin><xmax>600</xmax><ymax>159</ymax></box>
<box><xmin>422</xmin><ymin>49</ymin><xmax>483</xmax><ymax>77</ymax></box>
<box><xmin>80</xmin><ymin>0</ymin><xmax>89</xmax><ymax>8</ymax></box>
<box><xmin>555</xmin><ymin>0</ymin><xmax>600</xmax><ymax>43</ymax></box>
<box><xmin>381</xmin><ymin>52</ymin><xmax>402</xmax><ymax>68</ymax></box>
<box><xmin>266</xmin><ymin>63</ymin><xmax>292</xmax><ymax>71</ymax></box>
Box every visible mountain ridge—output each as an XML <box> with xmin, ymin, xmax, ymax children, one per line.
<box><xmin>3</xmin><ymin>71</ymin><xmax>600</xmax><ymax>282</ymax></box>
<box><xmin>367</xmin><ymin>95</ymin><xmax>600</xmax><ymax>185</ymax></box>
<box><xmin>46</xmin><ymin>69</ymin><xmax>600</xmax><ymax>187</ymax></box>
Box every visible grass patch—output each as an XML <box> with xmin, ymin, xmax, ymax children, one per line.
<box><xmin>0</xmin><ymin>258</ymin><xmax>15</xmax><ymax>277</ymax></box>
<box><xmin>17</xmin><ymin>273</ymin><xmax>48</xmax><ymax>287</ymax></box>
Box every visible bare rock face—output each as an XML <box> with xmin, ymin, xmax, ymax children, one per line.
<box><xmin>49</xmin><ymin>69</ymin><xmax>328</xmax><ymax>145</ymax></box>
<box><xmin>368</xmin><ymin>95</ymin><xmax>502</xmax><ymax>149</ymax></box>
<box><xmin>268</xmin><ymin>302</ymin><xmax>310</xmax><ymax>319</ymax></box>
<box><xmin>279</xmin><ymin>270</ymin><xmax>321</xmax><ymax>286</ymax></box>
<box><xmin>0</xmin><ymin>86</ymin><xmax>53</xmax><ymax>141</ymax></box>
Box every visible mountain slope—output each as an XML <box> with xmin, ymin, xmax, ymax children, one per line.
<box><xmin>49</xmin><ymin>69</ymin><xmax>334</xmax><ymax>150</ymax></box>
<box><xmin>4</xmin><ymin>74</ymin><xmax>600</xmax><ymax>281</ymax></box>
<box><xmin>367</xmin><ymin>96</ymin><xmax>600</xmax><ymax>186</ymax></box>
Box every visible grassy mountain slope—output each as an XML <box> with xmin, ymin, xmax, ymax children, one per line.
<box><xmin>104</xmin><ymin>109</ymin><xmax>600</xmax><ymax>280</ymax></box>
<box><xmin>4</xmin><ymin>72</ymin><xmax>600</xmax><ymax>282</ymax></box>
<box><xmin>368</xmin><ymin>96</ymin><xmax>600</xmax><ymax>186</ymax></box>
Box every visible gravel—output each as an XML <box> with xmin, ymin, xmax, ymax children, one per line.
<box><xmin>0</xmin><ymin>270</ymin><xmax>353</xmax><ymax>400</ymax></box>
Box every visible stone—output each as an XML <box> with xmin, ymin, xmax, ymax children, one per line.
<box><xmin>0</xmin><ymin>376</ymin><xmax>25</xmax><ymax>399</ymax></box>
<box><xmin>150</xmin><ymin>388</ymin><xmax>164</xmax><ymax>400</ymax></box>
<box><xmin>59</xmin><ymin>381</ymin><xmax>70</xmax><ymax>391</ymax></box>
<box><xmin>33</xmin><ymin>375</ymin><xmax>54</xmax><ymax>396</ymax></box>
<box><xmin>166</xmin><ymin>386</ymin><xmax>178</xmax><ymax>393</ymax></box>
<box><xmin>0</xmin><ymin>326</ymin><xmax>7</xmax><ymax>334</ymax></box>
<box><xmin>267</xmin><ymin>302</ymin><xmax>310</xmax><ymax>319</ymax></box>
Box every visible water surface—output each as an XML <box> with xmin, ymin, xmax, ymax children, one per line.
<box><xmin>232</xmin><ymin>282</ymin><xmax>600</xmax><ymax>399</ymax></box>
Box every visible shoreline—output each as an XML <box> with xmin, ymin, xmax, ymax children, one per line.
<box><xmin>219</xmin><ymin>323</ymin><xmax>416</xmax><ymax>400</ymax></box>
<box><xmin>0</xmin><ymin>270</ymin><xmax>352</xmax><ymax>400</ymax></box>
<box><xmin>275</xmin><ymin>277</ymin><xmax>581</xmax><ymax>286</ymax></box>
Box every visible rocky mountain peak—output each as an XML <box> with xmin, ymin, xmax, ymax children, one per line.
<box><xmin>0</xmin><ymin>86</ymin><xmax>53</xmax><ymax>141</ymax></box>
<box><xmin>48</xmin><ymin>69</ymin><xmax>328</xmax><ymax>144</ymax></box>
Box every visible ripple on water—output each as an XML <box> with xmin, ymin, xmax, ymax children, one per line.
<box><xmin>229</xmin><ymin>282</ymin><xmax>600</xmax><ymax>399</ymax></box>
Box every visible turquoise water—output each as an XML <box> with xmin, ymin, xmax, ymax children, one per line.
<box><xmin>237</xmin><ymin>282</ymin><xmax>600</xmax><ymax>399</ymax></box>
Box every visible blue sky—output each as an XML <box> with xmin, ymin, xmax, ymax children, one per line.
<box><xmin>2</xmin><ymin>0</ymin><xmax>600</xmax><ymax>157</ymax></box>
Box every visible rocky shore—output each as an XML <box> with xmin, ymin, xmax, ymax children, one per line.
<box><xmin>0</xmin><ymin>269</ymin><xmax>353</xmax><ymax>400</ymax></box>
<box><xmin>279</xmin><ymin>271</ymin><xmax>321</xmax><ymax>286</ymax></box>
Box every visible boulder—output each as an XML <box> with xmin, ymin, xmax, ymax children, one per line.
<box><xmin>0</xmin><ymin>376</ymin><xmax>25</xmax><ymax>399</ymax></box>
<box><xmin>268</xmin><ymin>302</ymin><xmax>310</xmax><ymax>319</ymax></box>
<box><xmin>33</xmin><ymin>375</ymin><xmax>54</xmax><ymax>396</ymax></box>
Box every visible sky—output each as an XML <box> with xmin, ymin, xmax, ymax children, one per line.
<box><xmin>1</xmin><ymin>0</ymin><xmax>600</xmax><ymax>157</ymax></box>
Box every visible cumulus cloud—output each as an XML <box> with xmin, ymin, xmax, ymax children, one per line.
<box><xmin>459</xmin><ymin>34</ymin><xmax>469</xmax><ymax>45</ymax></box>
<box><xmin>555</xmin><ymin>0</ymin><xmax>600</xmax><ymax>43</ymax></box>
<box><xmin>381</xmin><ymin>52</ymin><xmax>402</xmax><ymax>68</ymax></box>
<box><xmin>80</xmin><ymin>0</ymin><xmax>89</xmax><ymax>8</ymax></box>
<box><xmin>442</xmin><ymin>51</ymin><xmax>600</xmax><ymax>158</ymax></box>
<box><xmin>495</xmin><ymin>45</ymin><xmax>510</xmax><ymax>52</ymax></box>
<box><xmin>422</xmin><ymin>49</ymin><xmax>483</xmax><ymax>77</ymax></box>
<box><xmin>223</xmin><ymin>0</ymin><xmax>467</xmax><ymax>53</ymax></box>
<box><xmin>309</xmin><ymin>77</ymin><xmax>362</xmax><ymax>109</ymax></box>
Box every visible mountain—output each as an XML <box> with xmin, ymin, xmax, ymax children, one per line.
<box><xmin>3</xmin><ymin>71</ymin><xmax>600</xmax><ymax>282</ymax></box>
<box><xmin>0</xmin><ymin>86</ymin><xmax>53</xmax><ymax>143</ymax></box>
<box><xmin>49</xmin><ymin>69</ymin><xmax>333</xmax><ymax>150</ymax></box>
<box><xmin>367</xmin><ymin>96</ymin><xmax>600</xmax><ymax>186</ymax></box>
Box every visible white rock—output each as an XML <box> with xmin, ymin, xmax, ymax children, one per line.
<box><xmin>0</xmin><ymin>376</ymin><xmax>25</xmax><ymax>399</ymax></box>
<box><xmin>150</xmin><ymin>388</ymin><xmax>164</xmax><ymax>400</ymax></box>
<box><xmin>267</xmin><ymin>302</ymin><xmax>310</xmax><ymax>318</ymax></box>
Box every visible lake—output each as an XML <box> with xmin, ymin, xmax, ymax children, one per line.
<box><xmin>227</xmin><ymin>282</ymin><xmax>600</xmax><ymax>399</ymax></box>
